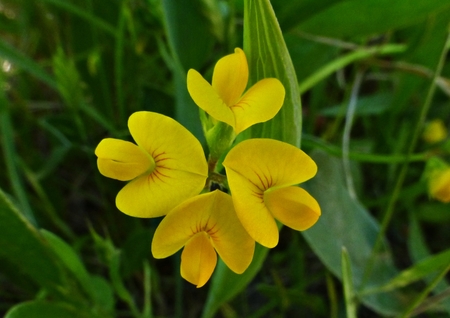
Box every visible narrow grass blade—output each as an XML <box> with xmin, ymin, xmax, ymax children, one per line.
<box><xmin>0</xmin><ymin>90</ymin><xmax>36</xmax><ymax>225</ymax></box>
<box><xmin>341</xmin><ymin>247</ymin><xmax>357</xmax><ymax>318</ymax></box>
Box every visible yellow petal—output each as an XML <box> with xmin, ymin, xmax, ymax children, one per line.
<box><xmin>232</xmin><ymin>78</ymin><xmax>285</xmax><ymax>134</ymax></box>
<box><xmin>206</xmin><ymin>191</ymin><xmax>255</xmax><ymax>274</ymax></box>
<box><xmin>128</xmin><ymin>111</ymin><xmax>208</xmax><ymax>177</ymax></box>
<box><xmin>151</xmin><ymin>192</ymin><xmax>213</xmax><ymax>259</ymax></box>
<box><xmin>212</xmin><ymin>47</ymin><xmax>248</xmax><ymax>107</ymax></box>
<box><xmin>95</xmin><ymin>138</ymin><xmax>154</xmax><ymax>181</ymax></box>
<box><xmin>151</xmin><ymin>190</ymin><xmax>255</xmax><ymax>273</ymax></box>
<box><xmin>116</xmin><ymin>169</ymin><xmax>206</xmax><ymax>218</ymax></box>
<box><xmin>223</xmin><ymin>138</ymin><xmax>317</xmax><ymax>190</ymax></box>
<box><xmin>181</xmin><ymin>232</ymin><xmax>217</xmax><ymax>288</ymax></box>
<box><xmin>225</xmin><ymin>169</ymin><xmax>279</xmax><ymax>248</ymax></box>
<box><xmin>265</xmin><ymin>186</ymin><xmax>321</xmax><ymax>231</ymax></box>
<box><xmin>187</xmin><ymin>69</ymin><xmax>235</xmax><ymax>128</ymax></box>
<box><xmin>429</xmin><ymin>168</ymin><xmax>450</xmax><ymax>203</ymax></box>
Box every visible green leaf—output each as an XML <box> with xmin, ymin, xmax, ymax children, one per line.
<box><xmin>242</xmin><ymin>0</ymin><xmax>302</xmax><ymax>147</ymax></box>
<box><xmin>341</xmin><ymin>248</ymin><xmax>357</xmax><ymax>318</ymax></box>
<box><xmin>40</xmin><ymin>230</ymin><xmax>115</xmax><ymax>313</ymax></box>
<box><xmin>40</xmin><ymin>230</ymin><xmax>93</xmax><ymax>295</ymax></box>
<box><xmin>90</xmin><ymin>275</ymin><xmax>115</xmax><ymax>312</ymax></box>
<box><xmin>5</xmin><ymin>301</ymin><xmax>92</xmax><ymax>318</ymax></box>
<box><xmin>202</xmin><ymin>244</ymin><xmax>270</xmax><ymax>318</ymax></box>
<box><xmin>271</xmin><ymin>0</ymin><xmax>343</xmax><ymax>31</ymax></box>
<box><xmin>302</xmin><ymin>150</ymin><xmax>409</xmax><ymax>316</ymax></box>
<box><xmin>298</xmin><ymin>0</ymin><xmax>450</xmax><ymax>38</ymax></box>
<box><xmin>0</xmin><ymin>188</ymin><xmax>64</xmax><ymax>294</ymax></box>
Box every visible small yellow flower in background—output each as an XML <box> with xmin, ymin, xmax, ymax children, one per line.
<box><xmin>95</xmin><ymin>111</ymin><xmax>208</xmax><ymax>218</ymax></box>
<box><xmin>223</xmin><ymin>139</ymin><xmax>320</xmax><ymax>248</ymax></box>
<box><xmin>151</xmin><ymin>190</ymin><xmax>255</xmax><ymax>288</ymax></box>
<box><xmin>428</xmin><ymin>167</ymin><xmax>450</xmax><ymax>203</ymax></box>
<box><xmin>423</xmin><ymin>119</ymin><xmax>448</xmax><ymax>144</ymax></box>
<box><xmin>187</xmin><ymin>48</ymin><xmax>285</xmax><ymax>134</ymax></box>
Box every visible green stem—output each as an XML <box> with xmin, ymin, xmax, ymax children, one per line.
<box><xmin>401</xmin><ymin>264</ymin><xmax>450</xmax><ymax>317</ymax></box>
<box><xmin>410</xmin><ymin>287</ymin><xmax>450</xmax><ymax>317</ymax></box>
<box><xmin>361</xmin><ymin>31</ymin><xmax>450</xmax><ymax>289</ymax></box>
<box><xmin>298</xmin><ymin>44</ymin><xmax>406</xmax><ymax>94</ymax></box>
<box><xmin>342</xmin><ymin>70</ymin><xmax>365</xmax><ymax>199</ymax></box>
<box><xmin>302</xmin><ymin>134</ymin><xmax>428</xmax><ymax>163</ymax></box>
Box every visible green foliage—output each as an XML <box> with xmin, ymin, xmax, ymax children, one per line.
<box><xmin>5</xmin><ymin>301</ymin><xmax>93</xmax><ymax>318</ymax></box>
<box><xmin>297</xmin><ymin>0</ymin><xmax>450</xmax><ymax>38</ymax></box>
<box><xmin>1</xmin><ymin>0</ymin><xmax>450</xmax><ymax>316</ymax></box>
<box><xmin>242</xmin><ymin>0</ymin><xmax>302</xmax><ymax>147</ymax></box>
<box><xmin>0</xmin><ymin>188</ymin><xmax>64</xmax><ymax>294</ymax></box>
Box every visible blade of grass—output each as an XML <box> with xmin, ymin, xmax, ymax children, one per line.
<box><xmin>302</xmin><ymin>134</ymin><xmax>428</xmax><ymax>163</ymax></box>
<box><xmin>298</xmin><ymin>44</ymin><xmax>406</xmax><ymax>94</ymax></box>
<box><xmin>411</xmin><ymin>287</ymin><xmax>450</xmax><ymax>317</ymax></box>
<box><xmin>0</xmin><ymin>89</ymin><xmax>37</xmax><ymax>226</ymax></box>
<box><xmin>361</xmin><ymin>30</ymin><xmax>450</xmax><ymax>289</ymax></box>
<box><xmin>401</xmin><ymin>264</ymin><xmax>450</xmax><ymax>317</ymax></box>
<box><xmin>341</xmin><ymin>248</ymin><xmax>357</xmax><ymax>318</ymax></box>
<box><xmin>22</xmin><ymin>164</ymin><xmax>75</xmax><ymax>240</ymax></box>
<box><xmin>361</xmin><ymin>249</ymin><xmax>450</xmax><ymax>295</ymax></box>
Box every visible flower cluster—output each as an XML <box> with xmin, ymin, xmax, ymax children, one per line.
<box><xmin>95</xmin><ymin>48</ymin><xmax>321</xmax><ymax>287</ymax></box>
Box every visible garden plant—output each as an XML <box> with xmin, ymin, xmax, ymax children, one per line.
<box><xmin>1</xmin><ymin>0</ymin><xmax>450</xmax><ymax>317</ymax></box>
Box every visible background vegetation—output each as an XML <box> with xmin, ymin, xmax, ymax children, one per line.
<box><xmin>0</xmin><ymin>0</ymin><xmax>449</xmax><ymax>317</ymax></box>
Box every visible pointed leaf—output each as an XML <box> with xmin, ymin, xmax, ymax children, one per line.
<box><xmin>302</xmin><ymin>150</ymin><xmax>409</xmax><ymax>316</ymax></box>
<box><xmin>0</xmin><ymin>188</ymin><xmax>64</xmax><ymax>294</ymax></box>
<box><xmin>242</xmin><ymin>0</ymin><xmax>302</xmax><ymax>146</ymax></box>
<box><xmin>40</xmin><ymin>230</ymin><xmax>97</xmax><ymax>302</ymax></box>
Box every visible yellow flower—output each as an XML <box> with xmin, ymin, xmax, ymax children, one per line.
<box><xmin>151</xmin><ymin>190</ymin><xmax>255</xmax><ymax>288</ymax></box>
<box><xmin>428</xmin><ymin>168</ymin><xmax>450</xmax><ymax>203</ymax></box>
<box><xmin>95</xmin><ymin>111</ymin><xmax>208</xmax><ymax>217</ymax></box>
<box><xmin>423</xmin><ymin>119</ymin><xmax>447</xmax><ymax>144</ymax></box>
<box><xmin>187</xmin><ymin>48</ymin><xmax>285</xmax><ymax>134</ymax></box>
<box><xmin>223</xmin><ymin>139</ymin><xmax>321</xmax><ymax>248</ymax></box>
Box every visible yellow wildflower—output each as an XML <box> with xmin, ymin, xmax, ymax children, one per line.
<box><xmin>151</xmin><ymin>190</ymin><xmax>255</xmax><ymax>288</ymax></box>
<box><xmin>187</xmin><ymin>48</ymin><xmax>285</xmax><ymax>134</ymax></box>
<box><xmin>95</xmin><ymin>111</ymin><xmax>208</xmax><ymax>217</ymax></box>
<box><xmin>223</xmin><ymin>139</ymin><xmax>321</xmax><ymax>248</ymax></box>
